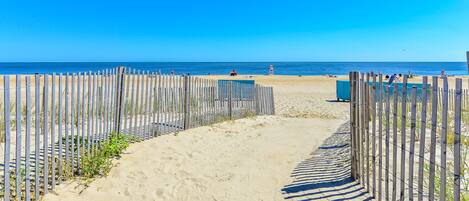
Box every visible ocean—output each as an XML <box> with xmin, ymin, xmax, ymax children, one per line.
<box><xmin>0</xmin><ymin>62</ymin><xmax>467</xmax><ymax>76</ymax></box>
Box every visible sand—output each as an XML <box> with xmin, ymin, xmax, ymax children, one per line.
<box><xmin>44</xmin><ymin>75</ymin><xmax>351</xmax><ymax>201</ymax></box>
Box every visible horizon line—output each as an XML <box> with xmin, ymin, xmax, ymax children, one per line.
<box><xmin>0</xmin><ymin>61</ymin><xmax>466</xmax><ymax>63</ymax></box>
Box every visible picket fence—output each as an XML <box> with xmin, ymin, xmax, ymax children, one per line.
<box><xmin>349</xmin><ymin>71</ymin><xmax>468</xmax><ymax>201</ymax></box>
<box><xmin>0</xmin><ymin>67</ymin><xmax>275</xmax><ymax>200</ymax></box>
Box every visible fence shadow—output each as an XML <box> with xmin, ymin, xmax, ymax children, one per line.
<box><xmin>281</xmin><ymin>122</ymin><xmax>373</xmax><ymax>201</ymax></box>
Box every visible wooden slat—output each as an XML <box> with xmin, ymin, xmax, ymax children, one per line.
<box><xmin>183</xmin><ymin>76</ymin><xmax>190</xmax><ymax>130</ymax></box>
<box><xmin>143</xmin><ymin>72</ymin><xmax>150</xmax><ymax>138</ymax></box>
<box><xmin>180</xmin><ymin>76</ymin><xmax>185</xmax><ymax>128</ymax></box>
<box><xmin>50</xmin><ymin>74</ymin><xmax>56</xmax><ymax>189</ymax></box>
<box><xmin>378</xmin><ymin>74</ymin><xmax>383</xmax><ymax>201</ymax></box>
<box><xmin>122</xmin><ymin>70</ymin><xmax>129</xmax><ymax>132</ymax></box>
<box><xmin>371</xmin><ymin>74</ymin><xmax>376</xmax><ymax>198</ymax></box>
<box><xmin>163</xmin><ymin>74</ymin><xmax>168</xmax><ymax>129</ymax></box>
<box><xmin>417</xmin><ymin>76</ymin><xmax>428</xmax><ymax>201</ymax></box>
<box><xmin>202</xmin><ymin>79</ymin><xmax>207</xmax><ymax>124</ymax></box>
<box><xmin>25</xmin><ymin>76</ymin><xmax>32</xmax><ymax>200</ymax></box>
<box><xmin>385</xmin><ymin>85</ymin><xmax>390</xmax><ymax>201</ymax></box>
<box><xmin>34</xmin><ymin>74</ymin><xmax>41</xmax><ymax>200</ymax></box>
<box><xmin>270</xmin><ymin>87</ymin><xmax>275</xmax><ymax>115</ymax></box>
<box><xmin>79</xmin><ymin>72</ymin><xmax>86</xmax><ymax>157</ymax></box>
<box><xmin>95</xmin><ymin>71</ymin><xmax>101</xmax><ymax>145</ymax></box>
<box><xmin>64</xmin><ymin>74</ymin><xmax>70</xmax><ymax>174</ymax></box>
<box><xmin>101</xmin><ymin>70</ymin><xmax>108</xmax><ymax>138</ymax></box>
<box><xmin>76</xmin><ymin>73</ymin><xmax>81</xmax><ymax>170</ymax></box>
<box><xmin>365</xmin><ymin>73</ymin><xmax>370</xmax><ymax>192</ymax></box>
<box><xmin>194</xmin><ymin>77</ymin><xmax>200</xmax><ymax>125</ymax></box>
<box><xmin>254</xmin><ymin>85</ymin><xmax>259</xmax><ymax>115</ymax></box>
<box><xmin>86</xmin><ymin>73</ymin><xmax>91</xmax><ymax>157</ymax></box>
<box><xmin>4</xmin><ymin>75</ymin><xmax>11</xmax><ymax>201</ymax></box>
<box><xmin>147</xmin><ymin>72</ymin><xmax>154</xmax><ymax>137</ymax></box>
<box><xmin>109</xmin><ymin>69</ymin><xmax>115</xmax><ymax>134</ymax></box>
<box><xmin>104</xmin><ymin>69</ymin><xmax>110</xmax><ymax>137</ymax></box>
<box><xmin>154</xmin><ymin>73</ymin><xmax>160</xmax><ymax>132</ymax></box>
<box><xmin>359</xmin><ymin>73</ymin><xmax>365</xmax><ymax>184</ymax></box>
<box><xmin>228</xmin><ymin>81</ymin><xmax>233</xmax><ymax>119</ymax></box>
<box><xmin>106</xmin><ymin>69</ymin><xmax>111</xmax><ymax>138</ymax></box>
<box><xmin>43</xmin><ymin>75</ymin><xmax>49</xmax><ymax>193</ymax></box>
<box><xmin>209</xmin><ymin>80</ymin><xmax>215</xmax><ymax>123</ymax></box>
<box><xmin>141</xmin><ymin>72</ymin><xmax>147</xmax><ymax>137</ymax></box>
<box><xmin>15</xmin><ymin>75</ymin><xmax>22</xmax><ymax>198</ymax></box>
<box><xmin>135</xmin><ymin>70</ymin><xmax>142</xmax><ymax>136</ymax></box>
<box><xmin>349</xmin><ymin>72</ymin><xmax>355</xmax><ymax>179</ymax></box>
<box><xmin>399</xmin><ymin>76</ymin><xmax>408</xmax><ymax>200</ymax></box>
<box><xmin>92</xmin><ymin>72</ymin><xmax>97</xmax><ymax>152</ymax></box>
<box><xmin>350</xmin><ymin>72</ymin><xmax>360</xmax><ymax>179</ymax></box>
<box><xmin>392</xmin><ymin>83</ymin><xmax>398</xmax><ymax>201</ymax></box>
<box><xmin>454</xmin><ymin>78</ymin><xmax>462</xmax><ymax>201</ymax></box>
<box><xmin>439</xmin><ymin>76</ymin><xmax>448</xmax><ymax>201</ymax></box>
<box><xmin>173</xmin><ymin>75</ymin><xmax>181</xmax><ymax>132</ymax></box>
<box><xmin>57</xmin><ymin>74</ymin><xmax>65</xmax><ymax>181</ymax></box>
<box><xmin>109</xmin><ymin>69</ymin><xmax>115</xmax><ymax>136</ymax></box>
<box><xmin>129</xmin><ymin>69</ymin><xmax>136</xmax><ymax>135</ymax></box>
<box><xmin>200</xmin><ymin>78</ymin><xmax>204</xmax><ymax>123</ymax></box>
<box><xmin>81</xmin><ymin>73</ymin><xmax>86</xmax><ymax>159</ymax></box>
<box><xmin>109</xmin><ymin>69</ymin><xmax>115</xmax><ymax>137</ymax></box>
<box><xmin>408</xmin><ymin>86</ymin><xmax>417</xmax><ymax>200</ymax></box>
<box><xmin>428</xmin><ymin>76</ymin><xmax>438</xmax><ymax>200</ymax></box>
<box><xmin>97</xmin><ymin>71</ymin><xmax>103</xmax><ymax>147</ymax></box>
<box><xmin>70</xmin><ymin>73</ymin><xmax>76</xmax><ymax>173</ymax></box>
<box><xmin>155</xmin><ymin>73</ymin><xmax>162</xmax><ymax>133</ymax></box>
<box><xmin>151</xmin><ymin>72</ymin><xmax>157</xmax><ymax>135</ymax></box>
<box><xmin>170</xmin><ymin>75</ymin><xmax>175</xmax><ymax>130</ymax></box>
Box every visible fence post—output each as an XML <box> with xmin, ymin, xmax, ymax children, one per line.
<box><xmin>350</xmin><ymin>72</ymin><xmax>357</xmax><ymax>180</ymax></box>
<box><xmin>115</xmin><ymin>67</ymin><xmax>126</xmax><ymax>134</ymax></box>
<box><xmin>183</xmin><ymin>75</ymin><xmax>191</xmax><ymax>130</ymax></box>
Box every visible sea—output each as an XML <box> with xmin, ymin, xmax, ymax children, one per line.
<box><xmin>0</xmin><ymin>62</ymin><xmax>467</xmax><ymax>76</ymax></box>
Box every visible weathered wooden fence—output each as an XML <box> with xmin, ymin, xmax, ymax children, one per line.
<box><xmin>0</xmin><ymin>67</ymin><xmax>275</xmax><ymax>200</ymax></box>
<box><xmin>349</xmin><ymin>71</ymin><xmax>466</xmax><ymax>200</ymax></box>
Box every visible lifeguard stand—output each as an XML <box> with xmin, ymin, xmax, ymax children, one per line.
<box><xmin>466</xmin><ymin>51</ymin><xmax>469</xmax><ymax>72</ymax></box>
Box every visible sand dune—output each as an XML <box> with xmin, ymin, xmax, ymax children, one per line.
<box><xmin>44</xmin><ymin>75</ymin><xmax>350</xmax><ymax>201</ymax></box>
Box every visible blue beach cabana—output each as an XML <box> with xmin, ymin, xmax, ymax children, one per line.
<box><xmin>336</xmin><ymin>80</ymin><xmax>430</xmax><ymax>101</ymax></box>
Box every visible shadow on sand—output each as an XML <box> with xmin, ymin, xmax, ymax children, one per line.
<box><xmin>281</xmin><ymin>122</ymin><xmax>373</xmax><ymax>201</ymax></box>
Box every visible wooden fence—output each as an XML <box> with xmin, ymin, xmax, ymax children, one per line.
<box><xmin>349</xmin><ymin>71</ymin><xmax>467</xmax><ymax>200</ymax></box>
<box><xmin>0</xmin><ymin>67</ymin><xmax>275</xmax><ymax>200</ymax></box>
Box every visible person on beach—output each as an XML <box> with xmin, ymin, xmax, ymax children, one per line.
<box><xmin>388</xmin><ymin>73</ymin><xmax>400</xmax><ymax>84</ymax></box>
<box><xmin>268</xmin><ymin>64</ymin><xmax>274</xmax><ymax>75</ymax></box>
<box><xmin>230</xmin><ymin>69</ymin><xmax>238</xmax><ymax>76</ymax></box>
<box><xmin>441</xmin><ymin>70</ymin><xmax>446</xmax><ymax>77</ymax></box>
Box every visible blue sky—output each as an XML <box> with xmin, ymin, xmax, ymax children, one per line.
<box><xmin>0</xmin><ymin>0</ymin><xmax>468</xmax><ymax>62</ymax></box>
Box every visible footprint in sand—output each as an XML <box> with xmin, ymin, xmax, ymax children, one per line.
<box><xmin>124</xmin><ymin>187</ymin><xmax>130</xmax><ymax>196</ymax></box>
<box><xmin>155</xmin><ymin>188</ymin><xmax>164</xmax><ymax>198</ymax></box>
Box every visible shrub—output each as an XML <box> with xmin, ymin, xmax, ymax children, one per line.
<box><xmin>80</xmin><ymin>133</ymin><xmax>131</xmax><ymax>180</ymax></box>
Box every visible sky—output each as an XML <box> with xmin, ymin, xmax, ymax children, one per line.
<box><xmin>0</xmin><ymin>0</ymin><xmax>468</xmax><ymax>62</ymax></box>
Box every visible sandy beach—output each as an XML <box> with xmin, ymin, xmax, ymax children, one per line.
<box><xmin>42</xmin><ymin>75</ymin><xmax>351</xmax><ymax>201</ymax></box>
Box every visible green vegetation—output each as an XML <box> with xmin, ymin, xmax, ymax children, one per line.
<box><xmin>80</xmin><ymin>133</ymin><xmax>132</xmax><ymax>180</ymax></box>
